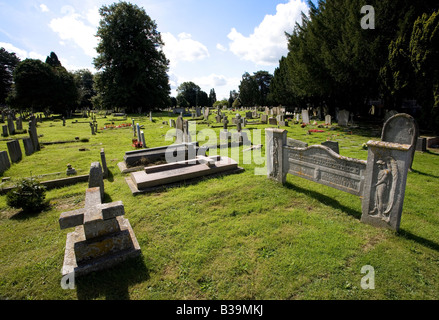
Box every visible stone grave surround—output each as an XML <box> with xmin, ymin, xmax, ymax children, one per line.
<box><xmin>126</xmin><ymin>155</ymin><xmax>244</xmax><ymax>194</ymax></box>
<box><xmin>118</xmin><ymin>142</ymin><xmax>200</xmax><ymax>173</ymax></box>
<box><xmin>59</xmin><ymin>162</ymin><xmax>141</xmax><ymax>277</ymax></box>
<box><xmin>266</xmin><ymin>124</ymin><xmax>412</xmax><ymax>231</ymax></box>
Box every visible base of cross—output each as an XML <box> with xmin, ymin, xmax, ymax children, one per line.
<box><xmin>61</xmin><ymin>216</ymin><xmax>141</xmax><ymax>277</ymax></box>
<box><xmin>59</xmin><ymin>187</ymin><xmax>141</xmax><ymax>277</ymax></box>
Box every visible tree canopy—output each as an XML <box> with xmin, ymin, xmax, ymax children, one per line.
<box><xmin>93</xmin><ymin>1</ymin><xmax>170</xmax><ymax>112</ymax></box>
<box><xmin>0</xmin><ymin>48</ymin><xmax>20</xmax><ymax>106</ymax></box>
<box><xmin>269</xmin><ymin>0</ymin><xmax>438</xmax><ymax>130</ymax></box>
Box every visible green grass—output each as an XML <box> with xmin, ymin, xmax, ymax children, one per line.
<box><xmin>0</xmin><ymin>111</ymin><xmax>438</xmax><ymax>300</ymax></box>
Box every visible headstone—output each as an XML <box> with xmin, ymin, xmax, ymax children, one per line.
<box><xmin>384</xmin><ymin>110</ymin><xmax>398</xmax><ymax>123</ymax></box>
<box><xmin>62</xmin><ymin>117</ymin><xmax>66</xmax><ymax>127</ymax></box>
<box><xmin>196</xmin><ymin>107</ymin><xmax>201</xmax><ymax>117</ymax></box>
<box><xmin>66</xmin><ymin>164</ymin><xmax>77</xmax><ymax>175</ymax></box>
<box><xmin>0</xmin><ymin>151</ymin><xmax>11</xmax><ymax>174</ymax></box>
<box><xmin>301</xmin><ymin>110</ymin><xmax>309</xmax><ymax>124</ymax></box>
<box><xmin>204</xmin><ymin>108</ymin><xmax>210</xmax><ymax>121</ymax></box>
<box><xmin>7</xmin><ymin>139</ymin><xmax>22</xmax><ymax>163</ymax></box>
<box><xmin>132</xmin><ymin>119</ymin><xmax>136</xmax><ymax>136</ymax></box>
<box><xmin>322</xmin><ymin>140</ymin><xmax>340</xmax><ymax>154</ymax></box>
<box><xmin>416</xmin><ymin>137</ymin><xmax>427</xmax><ymax>152</ymax></box>
<box><xmin>16</xmin><ymin>117</ymin><xmax>23</xmax><ymax>131</ymax></box>
<box><xmin>361</xmin><ymin>140</ymin><xmax>412</xmax><ymax>231</ymax></box>
<box><xmin>2</xmin><ymin>125</ymin><xmax>8</xmax><ymax>137</ymax></box>
<box><xmin>100</xmin><ymin>148</ymin><xmax>108</xmax><ymax>178</ymax></box>
<box><xmin>268</xmin><ymin>117</ymin><xmax>278</xmax><ymax>126</ymax></box>
<box><xmin>149</xmin><ymin>111</ymin><xmax>152</xmax><ymax>122</ymax></box>
<box><xmin>28</xmin><ymin>120</ymin><xmax>40</xmax><ymax>152</ymax></box>
<box><xmin>136</xmin><ymin>123</ymin><xmax>141</xmax><ymax>142</ymax></box>
<box><xmin>338</xmin><ymin>110</ymin><xmax>349</xmax><ymax>126</ymax></box>
<box><xmin>140</xmin><ymin>130</ymin><xmax>146</xmax><ymax>148</ymax></box>
<box><xmin>22</xmin><ymin>138</ymin><xmax>34</xmax><ymax>156</ymax></box>
<box><xmin>59</xmin><ymin>185</ymin><xmax>141</xmax><ymax>277</ymax></box>
<box><xmin>7</xmin><ymin>116</ymin><xmax>15</xmax><ymax>135</ymax></box>
<box><xmin>89</xmin><ymin>122</ymin><xmax>95</xmax><ymax>135</ymax></box>
<box><xmin>381</xmin><ymin>113</ymin><xmax>418</xmax><ymax>170</ymax></box>
<box><xmin>325</xmin><ymin>115</ymin><xmax>332</xmax><ymax>125</ymax></box>
<box><xmin>215</xmin><ymin>114</ymin><xmax>222</xmax><ymax>123</ymax></box>
<box><xmin>261</xmin><ymin>114</ymin><xmax>268</xmax><ymax>124</ymax></box>
<box><xmin>89</xmin><ymin>162</ymin><xmax>104</xmax><ymax>200</ymax></box>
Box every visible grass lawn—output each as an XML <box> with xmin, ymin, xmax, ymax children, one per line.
<box><xmin>0</xmin><ymin>111</ymin><xmax>438</xmax><ymax>300</ymax></box>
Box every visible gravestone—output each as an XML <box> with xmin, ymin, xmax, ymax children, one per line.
<box><xmin>7</xmin><ymin>139</ymin><xmax>22</xmax><ymax>163</ymax></box>
<box><xmin>301</xmin><ymin>110</ymin><xmax>309</xmax><ymax>124</ymax></box>
<box><xmin>287</xmin><ymin>138</ymin><xmax>308</xmax><ymax>148</ymax></box>
<box><xmin>132</xmin><ymin>119</ymin><xmax>136</xmax><ymax>136</ymax></box>
<box><xmin>416</xmin><ymin>137</ymin><xmax>427</xmax><ymax>152</ymax></box>
<box><xmin>0</xmin><ymin>151</ymin><xmax>11</xmax><ymax>174</ymax></box>
<box><xmin>66</xmin><ymin>164</ymin><xmax>77</xmax><ymax>175</ymax></box>
<box><xmin>89</xmin><ymin>162</ymin><xmax>104</xmax><ymax>199</ymax></box>
<box><xmin>322</xmin><ymin>140</ymin><xmax>340</xmax><ymax>154</ymax></box>
<box><xmin>100</xmin><ymin>148</ymin><xmax>108</xmax><ymax>178</ymax></box>
<box><xmin>361</xmin><ymin>141</ymin><xmax>412</xmax><ymax>231</ymax></box>
<box><xmin>338</xmin><ymin>110</ymin><xmax>349</xmax><ymax>126</ymax></box>
<box><xmin>89</xmin><ymin>122</ymin><xmax>95</xmax><ymax>135</ymax></box>
<box><xmin>269</xmin><ymin>117</ymin><xmax>278</xmax><ymax>126</ymax></box>
<box><xmin>59</xmin><ymin>167</ymin><xmax>141</xmax><ymax>277</ymax></box>
<box><xmin>7</xmin><ymin>116</ymin><xmax>15</xmax><ymax>135</ymax></box>
<box><xmin>22</xmin><ymin>137</ymin><xmax>34</xmax><ymax>156</ymax></box>
<box><xmin>204</xmin><ymin>108</ymin><xmax>210</xmax><ymax>121</ymax></box>
<box><xmin>2</xmin><ymin>125</ymin><xmax>8</xmax><ymax>137</ymax></box>
<box><xmin>384</xmin><ymin>110</ymin><xmax>398</xmax><ymax>123</ymax></box>
<box><xmin>140</xmin><ymin>130</ymin><xmax>146</xmax><ymax>148</ymax></box>
<box><xmin>381</xmin><ymin>113</ymin><xmax>418</xmax><ymax>170</ymax></box>
<box><xmin>261</xmin><ymin>114</ymin><xmax>268</xmax><ymax>124</ymax></box>
<box><xmin>325</xmin><ymin>115</ymin><xmax>332</xmax><ymax>125</ymax></box>
<box><xmin>28</xmin><ymin>121</ymin><xmax>40</xmax><ymax>152</ymax></box>
<box><xmin>16</xmin><ymin>117</ymin><xmax>23</xmax><ymax>131</ymax></box>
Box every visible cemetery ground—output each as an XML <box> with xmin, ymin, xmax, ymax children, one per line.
<box><xmin>0</xmin><ymin>111</ymin><xmax>439</xmax><ymax>300</ymax></box>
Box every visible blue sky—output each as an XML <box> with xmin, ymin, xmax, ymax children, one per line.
<box><xmin>0</xmin><ymin>0</ymin><xmax>313</xmax><ymax>100</ymax></box>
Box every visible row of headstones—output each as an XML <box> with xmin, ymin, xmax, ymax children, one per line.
<box><xmin>0</xmin><ymin>120</ymin><xmax>40</xmax><ymax>174</ymax></box>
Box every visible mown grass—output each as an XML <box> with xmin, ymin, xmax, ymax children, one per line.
<box><xmin>0</xmin><ymin>111</ymin><xmax>438</xmax><ymax>300</ymax></box>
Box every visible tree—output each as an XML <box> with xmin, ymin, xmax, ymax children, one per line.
<box><xmin>7</xmin><ymin>59</ymin><xmax>56</xmax><ymax>111</ymax></box>
<box><xmin>409</xmin><ymin>10</ymin><xmax>439</xmax><ymax>130</ymax></box>
<box><xmin>208</xmin><ymin>88</ymin><xmax>217</xmax><ymax>107</ymax></box>
<box><xmin>94</xmin><ymin>2</ymin><xmax>170</xmax><ymax>112</ymax></box>
<box><xmin>268</xmin><ymin>56</ymin><xmax>295</xmax><ymax>108</ymax></box>
<box><xmin>8</xmin><ymin>56</ymin><xmax>78</xmax><ymax>114</ymax></box>
<box><xmin>238</xmin><ymin>71</ymin><xmax>273</xmax><ymax>107</ymax></box>
<box><xmin>74</xmin><ymin>69</ymin><xmax>96</xmax><ymax>109</ymax></box>
<box><xmin>228</xmin><ymin>90</ymin><xmax>239</xmax><ymax>109</ymax></box>
<box><xmin>0</xmin><ymin>48</ymin><xmax>20</xmax><ymax>105</ymax></box>
<box><xmin>45</xmin><ymin>52</ymin><xmax>62</xmax><ymax>68</ymax></box>
<box><xmin>176</xmin><ymin>81</ymin><xmax>201</xmax><ymax>107</ymax></box>
<box><xmin>238</xmin><ymin>72</ymin><xmax>258</xmax><ymax>107</ymax></box>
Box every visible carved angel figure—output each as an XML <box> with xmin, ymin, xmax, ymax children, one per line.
<box><xmin>369</xmin><ymin>158</ymin><xmax>398</xmax><ymax>223</ymax></box>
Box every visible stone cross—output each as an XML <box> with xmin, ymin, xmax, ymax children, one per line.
<box><xmin>222</xmin><ymin>116</ymin><xmax>229</xmax><ymax>131</ymax></box>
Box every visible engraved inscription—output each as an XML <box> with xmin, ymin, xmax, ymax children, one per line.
<box><xmin>285</xmin><ymin>146</ymin><xmax>366</xmax><ymax>196</ymax></box>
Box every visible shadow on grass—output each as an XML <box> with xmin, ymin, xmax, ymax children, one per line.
<box><xmin>105</xmin><ymin>168</ymin><xmax>114</xmax><ymax>183</ymax></box>
<box><xmin>9</xmin><ymin>202</ymin><xmax>51</xmax><ymax>220</ymax></box>
<box><xmin>76</xmin><ymin>254</ymin><xmax>149</xmax><ymax>300</ymax></box>
<box><xmin>398</xmin><ymin>229</ymin><xmax>439</xmax><ymax>253</ymax></box>
<box><xmin>410</xmin><ymin>168</ymin><xmax>439</xmax><ymax>179</ymax></box>
<box><xmin>284</xmin><ymin>181</ymin><xmax>362</xmax><ymax>220</ymax></box>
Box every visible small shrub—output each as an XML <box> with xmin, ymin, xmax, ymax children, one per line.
<box><xmin>6</xmin><ymin>178</ymin><xmax>48</xmax><ymax>212</ymax></box>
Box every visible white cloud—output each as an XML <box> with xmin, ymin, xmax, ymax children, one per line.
<box><xmin>49</xmin><ymin>5</ymin><xmax>98</xmax><ymax>57</ymax></box>
<box><xmin>162</xmin><ymin>32</ymin><xmax>209</xmax><ymax>67</ymax></box>
<box><xmin>0</xmin><ymin>42</ymin><xmax>28</xmax><ymax>60</ymax></box>
<box><xmin>0</xmin><ymin>42</ymin><xmax>46</xmax><ymax>61</ymax></box>
<box><xmin>216</xmin><ymin>43</ymin><xmax>227</xmax><ymax>52</ymax></box>
<box><xmin>40</xmin><ymin>4</ymin><xmax>50</xmax><ymax>13</ymax></box>
<box><xmin>227</xmin><ymin>0</ymin><xmax>308</xmax><ymax>66</ymax></box>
